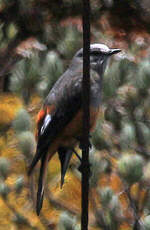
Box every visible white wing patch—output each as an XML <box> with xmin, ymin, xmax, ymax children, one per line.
<box><xmin>40</xmin><ymin>114</ymin><xmax>51</xmax><ymax>135</ymax></box>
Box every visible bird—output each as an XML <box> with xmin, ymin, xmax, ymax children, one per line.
<box><xmin>28</xmin><ymin>43</ymin><xmax>121</xmax><ymax>215</ymax></box>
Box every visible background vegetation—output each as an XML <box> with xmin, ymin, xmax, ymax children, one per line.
<box><xmin>0</xmin><ymin>0</ymin><xmax>150</xmax><ymax>229</ymax></box>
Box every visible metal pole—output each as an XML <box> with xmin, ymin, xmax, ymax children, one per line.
<box><xmin>81</xmin><ymin>0</ymin><xmax>91</xmax><ymax>229</ymax></box>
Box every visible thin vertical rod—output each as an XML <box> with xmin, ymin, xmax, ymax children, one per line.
<box><xmin>81</xmin><ymin>0</ymin><xmax>91</xmax><ymax>229</ymax></box>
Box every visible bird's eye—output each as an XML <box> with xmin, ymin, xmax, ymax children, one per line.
<box><xmin>77</xmin><ymin>50</ymin><xmax>102</xmax><ymax>57</ymax></box>
<box><xmin>90</xmin><ymin>51</ymin><xmax>101</xmax><ymax>56</ymax></box>
<box><xmin>77</xmin><ymin>52</ymin><xmax>83</xmax><ymax>57</ymax></box>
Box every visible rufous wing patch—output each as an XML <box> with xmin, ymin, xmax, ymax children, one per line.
<box><xmin>36</xmin><ymin>105</ymin><xmax>56</xmax><ymax>139</ymax></box>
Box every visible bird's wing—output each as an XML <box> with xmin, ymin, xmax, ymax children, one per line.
<box><xmin>28</xmin><ymin>70</ymin><xmax>82</xmax><ymax>176</ymax></box>
<box><xmin>29</xmin><ymin>70</ymin><xmax>83</xmax><ymax>215</ymax></box>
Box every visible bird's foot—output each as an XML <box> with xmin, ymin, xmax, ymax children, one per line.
<box><xmin>77</xmin><ymin>135</ymin><xmax>92</xmax><ymax>150</ymax></box>
<box><xmin>78</xmin><ymin>162</ymin><xmax>92</xmax><ymax>177</ymax></box>
<box><xmin>72</xmin><ymin>148</ymin><xmax>82</xmax><ymax>162</ymax></box>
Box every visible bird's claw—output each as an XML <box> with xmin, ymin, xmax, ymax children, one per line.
<box><xmin>78</xmin><ymin>163</ymin><xmax>92</xmax><ymax>177</ymax></box>
<box><xmin>77</xmin><ymin>135</ymin><xmax>92</xmax><ymax>150</ymax></box>
<box><xmin>79</xmin><ymin>141</ymin><xmax>92</xmax><ymax>150</ymax></box>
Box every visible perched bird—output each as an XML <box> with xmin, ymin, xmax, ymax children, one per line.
<box><xmin>28</xmin><ymin>43</ymin><xmax>121</xmax><ymax>215</ymax></box>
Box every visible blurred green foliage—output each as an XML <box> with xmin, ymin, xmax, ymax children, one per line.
<box><xmin>118</xmin><ymin>154</ymin><xmax>144</xmax><ymax>185</ymax></box>
<box><xmin>12</xmin><ymin>109</ymin><xmax>32</xmax><ymax>133</ymax></box>
<box><xmin>0</xmin><ymin>157</ymin><xmax>10</xmax><ymax>180</ymax></box>
<box><xmin>58</xmin><ymin>212</ymin><xmax>77</xmax><ymax>230</ymax></box>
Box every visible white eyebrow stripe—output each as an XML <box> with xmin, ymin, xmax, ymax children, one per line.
<box><xmin>90</xmin><ymin>43</ymin><xmax>110</xmax><ymax>53</ymax></box>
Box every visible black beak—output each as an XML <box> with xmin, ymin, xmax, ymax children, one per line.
<box><xmin>109</xmin><ymin>48</ymin><xmax>121</xmax><ymax>55</ymax></box>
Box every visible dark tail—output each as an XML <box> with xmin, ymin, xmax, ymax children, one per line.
<box><xmin>28</xmin><ymin>145</ymin><xmax>48</xmax><ymax>176</ymax></box>
<box><xmin>36</xmin><ymin>154</ymin><xmax>48</xmax><ymax>215</ymax></box>
<box><xmin>58</xmin><ymin>147</ymin><xmax>73</xmax><ymax>188</ymax></box>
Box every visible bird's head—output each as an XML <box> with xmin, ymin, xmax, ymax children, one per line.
<box><xmin>72</xmin><ymin>43</ymin><xmax>121</xmax><ymax>75</ymax></box>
